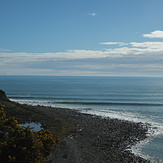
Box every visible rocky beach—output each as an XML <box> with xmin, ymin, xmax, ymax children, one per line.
<box><xmin>39</xmin><ymin>106</ymin><xmax>150</xmax><ymax>163</ymax></box>
<box><xmin>0</xmin><ymin>90</ymin><xmax>150</xmax><ymax>162</ymax></box>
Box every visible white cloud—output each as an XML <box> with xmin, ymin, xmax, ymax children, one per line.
<box><xmin>130</xmin><ymin>41</ymin><xmax>163</xmax><ymax>49</ymax></box>
<box><xmin>0</xmin><ymin>50</ymin><xmax>106</xmax><ymax>67</ymax></box>
<box><xmin>0</xmin><ymin>68</ymin><xmax>57</xmax><ymax>76</ymax></box>
<box><xmin>88</xmin><ymin>13</ymin><xmax>97</xmax><ymax>16</ymax></box>
<box><xmin>1</xmin><ymin>40</ymin><xmax>163</xmax><ymax>76</ymax></box>
<box><xmin>143</xmin><ymin>30</ymin><xmax>163</xmax><ymax>38</ymax></box>
<box><xmin>99</xmin><ymin>41</ymin><xmax>163</xmax><ymax>56</ymax></box>
<box><xmin>104</xmin><ymin>47</ymin><xmax>151</xmax><ymax>55</ymax></box>
<box><xmin>91</xmin><ymin>13</ymin><xmax>96</xmax><ymax>16</ymax></box>
<box><xmin>0</xmin><ymin>67</ymin><xmax>111</xmax><ymax>76</ymax></box>
<box><xmin>100</xmin><ymin>42</ymin><xmax>128</xmax><ymax>46</ymax></box>
<box><xmin>0</xmin><ymin>48</ymin><xmax>11</xmax><ymax>52</ymax></box>
<box><xmin>53</xmin><ymin>50</ymin><xmax>104</xmax><ymax>59</ymax></box>
<box><xmin>1</xmin><ymin>41</ymin><xmax>163</xmax><ymax>67</ymax></box>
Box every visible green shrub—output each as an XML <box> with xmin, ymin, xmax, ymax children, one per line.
<box><xmin>0</xmin><ymin>104</ymin><xmax>60</xmax><ymax>162</ymax></box>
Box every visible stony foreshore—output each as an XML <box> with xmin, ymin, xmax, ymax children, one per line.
<box><xmin>33</xmin><ymin>105</ymin><xmax>150</xmax><ymax>163</ymax></box>
<box><xmin>0</xmin><ymin>90</ymin><xmax>150</xmax><ymax>163</ymax></box>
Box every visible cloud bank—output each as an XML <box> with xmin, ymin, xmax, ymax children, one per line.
<box><xmin>100</xmin><ymin>42</ymin><xmax>128</xmax><ymax>46</ymax></box>
<box><xmin>1</xmin><ymin>31</ymin><xmax>163</xmax><ymax>76</ymax></box>
<box><xmin>0</xmin><ymin>48</ymin><xmax>11</xmax><ymax>52</ymax></box>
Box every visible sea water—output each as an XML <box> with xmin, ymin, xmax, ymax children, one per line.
<box><xmin>0</xmin><ymin>75</ymin><xmax>163</xmax><ymax>162</ymax></box>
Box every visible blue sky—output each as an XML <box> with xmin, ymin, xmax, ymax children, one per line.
<box><xmin>1</xmin><ymin>0</ymin><xmax>163</xmax><ymax>76</ymax></box>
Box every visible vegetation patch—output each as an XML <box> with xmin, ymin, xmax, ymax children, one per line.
<box><xmin>0</xmin><ymin>104</ymin><xmax>60</xmax><ymax>162</ymax></box>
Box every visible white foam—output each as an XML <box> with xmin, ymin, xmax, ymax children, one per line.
<box><xmin>81</xmin><ymin>109</ymin><xmax>148</xmax><ymax>123</ymax></box>
<box><xmin>10</xmin><ymin>99</ymin><xmax>56</xmax><ymax>107</ymax></box>
<box><xmin>80</xmin><ymin>108</ymin><xmax>163</xmax><ymax>162</ymax></box>
<box><xmin>131</xmin><ymin>134</ymin><xmax>163</xmax><ymax>163</ymax></box>
<box><xmin>81</xmin><ymin>108</ymin><xmax>163</xmax><ymax>138</ymax></box>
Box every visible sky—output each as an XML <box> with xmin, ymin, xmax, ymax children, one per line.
<box><xmin>1</xmin><ymin>0</ymin><xmax>163</xmax><ymax>77</ymax></box>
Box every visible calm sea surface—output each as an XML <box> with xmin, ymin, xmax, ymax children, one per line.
<box><xmin>0</xmin><ymin>75</ymin><xmax>163</xmax><ymax>162</ymax></box>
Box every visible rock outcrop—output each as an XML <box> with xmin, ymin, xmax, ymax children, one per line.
<box><xmin>0</xmin><ymin>89</ymin><xmax>8</xmax><ymax>101</ymax></box>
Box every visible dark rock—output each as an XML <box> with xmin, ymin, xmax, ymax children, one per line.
<box><xmin>0</xmin><ymin>89</ymin><xmax>8</xmax><ymax>100</ymax></box>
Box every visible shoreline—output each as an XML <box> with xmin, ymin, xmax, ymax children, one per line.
<box><xmin>20</xmin><ymin>104</ymin><xmax>150</xmax><ymax>163</ymax></box>
<box><xmin>0</xmin><ymin>92</ymin><xmax>151</xmax><ymax>162</ymax></box>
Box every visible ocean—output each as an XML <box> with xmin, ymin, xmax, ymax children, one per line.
<box><xmin>0</xmin><ymin>75</ymin><xmax>163</xmax><ymax>162</ymax></box>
